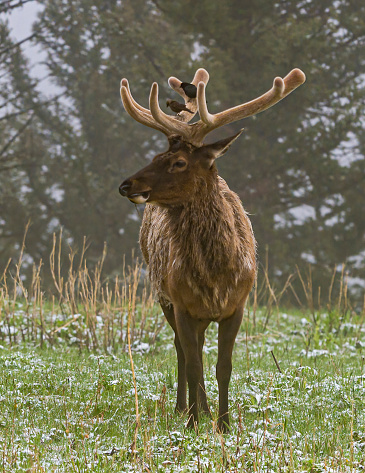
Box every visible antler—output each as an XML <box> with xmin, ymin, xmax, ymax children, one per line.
<box><xmin>120</xmin><ymin>68</ymin><xmax>306</xmax><ymax>146</ymax></box>
<box><xmin>196</xmin><ymin>68</ymin><xmax>305</xmax><ymax>139</ymax></box>
<box><xmin>120</xmin><ymin>68</ymin><xmax>209</xmax><ymax>142</ymax></box>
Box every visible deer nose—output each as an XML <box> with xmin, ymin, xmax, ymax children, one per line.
<box><xmin>119</xmin><ymin>180</ymin><xmax>131</xmax><ymax>196</ymax></box>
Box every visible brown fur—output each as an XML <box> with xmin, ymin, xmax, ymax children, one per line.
<box><xmin>119</xmin><ymin>67</ymin><xmax>305</xmax><ymax>432</ymax></box>
<box><xmin>140</xmin><ymin>175</ymin><xmax>256</xmax><ymax>319</ymax></box>
<box><xmin>120</xmin><ymin>135</ymin><xmax>256</xmax><ymax>432</ymax></box>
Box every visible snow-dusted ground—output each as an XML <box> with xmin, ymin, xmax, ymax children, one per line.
<box><xmin>0</xmin><ymin>306</ymin><xmax>364</xmax><ymax>471</ymax></box>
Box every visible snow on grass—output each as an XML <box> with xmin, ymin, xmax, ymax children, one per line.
<box><xmin>0</xmin><ymin>307</ymin><xmax>365</xmax><ymax>471</ymax></box>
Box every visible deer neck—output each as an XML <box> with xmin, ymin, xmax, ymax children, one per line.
<box><xmin>167</xmin><ymin>174</ymin><xmax>239</xmax><ymax>270</ymax></box>
<box><xmin>161</xmin><ymin>173</ymin><xmax>254</xmax><ymax>315</ymax></box>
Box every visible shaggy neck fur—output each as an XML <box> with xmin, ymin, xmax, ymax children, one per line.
<box><xmin>170</xmin><ymin>176</ymin><xmax>236</xmax><ymax>271</ymax></box>
<box><xmin>164</xmin><ymin>172</ymin><xmax>255</xmax><ymax>313</ymax></box>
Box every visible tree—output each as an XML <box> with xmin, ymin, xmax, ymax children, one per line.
<box><xmin>152</xmin><ymin>0</ymin><xmax>365</xmax><ymax>299</ymax></box>
<box><xmin>0</xmin><ymin>0</ymin><xmax>364</xmax><ymax>301</ymax></box>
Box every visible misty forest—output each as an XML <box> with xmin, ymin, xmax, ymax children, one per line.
<box><xmin>0</xmin><ymin>0</ymin><xmax>365</xmax><ymax>471</ymax></box>
<box><xmin>1</xmin><ymin>0</ymin><xmax>364</xmax><ymax>299</ymax></box>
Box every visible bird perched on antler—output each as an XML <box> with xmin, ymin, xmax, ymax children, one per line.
<box><xmin>166</xmin><ymin>99</ymin><xmax>194</xmax><ymax>114</ymax></box>
<box><xmin>180</xmin><ymin>82</ymin><xmax>197</xmax><ymax>98</ymax></box>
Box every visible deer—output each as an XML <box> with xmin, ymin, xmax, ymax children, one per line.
<box><xmin>118</xmin><ymin>67</ymin><xmax>305</xmax><ymax>432</ymax></box>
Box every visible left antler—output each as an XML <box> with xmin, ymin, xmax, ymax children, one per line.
<box><xmin>120</xmin><ymin>69</ymin><xmax>209</xmax><ymax>141</ymax></box>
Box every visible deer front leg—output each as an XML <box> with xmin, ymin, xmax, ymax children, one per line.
<box><xmin>175</xmin><ymin>310</ymin><xmax>207</xmax><ymax>430</ymax></box>
<box><xmin>198</xmin><ymin>328</ymin><xmax>211</xmax><ymax>416</ymax></box>
<box><xmin>216</xmin><ymin>308</ymin><xmax>244</xmax><ymax>433</ymax></box>
<box><xmin>174</xmin><ymin>335</ymin><xmax>188</xmax><ymax>413</ymax></box>
<box><xmin>160</xmin><ymin>300</ymin><xmax>187</xmax><ymax>413</ymax></box>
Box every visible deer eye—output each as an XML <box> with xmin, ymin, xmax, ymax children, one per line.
<box><xmin>172</xmin><ymin>159</ymin><xmax>187</xmax><ymax>169</ymax></box>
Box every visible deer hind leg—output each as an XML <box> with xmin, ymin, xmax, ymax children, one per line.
<box><xmin>175</xmin><ymin>309</ymin><xmax>209</xmax><ymax>429</ymax></box>
<box><xmin>216</xmin><ymin>307</ymin><xmax>244</xmax><ymax>433</ymax></box>
<box><xmin>160</xmin><ymin>300</ymin><xmax>187</xmax><ymax>413</ymax></box>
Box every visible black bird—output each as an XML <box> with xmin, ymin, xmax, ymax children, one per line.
<box><xmin>180</xmin><ymin>82</ymin><xmax>197</xmax><ymax>99</ymax></box>
<box><xmin>166</xmin><ymin>99</ymin><xmax>194</xmax><ymax>114</ymax></box>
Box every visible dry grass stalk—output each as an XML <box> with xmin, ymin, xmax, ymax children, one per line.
<box><xmin>252</xmin><ymin>272</ymin><xmax>258</xmax><ymax>329</ymax></box>
<box><xmin>337</xmin><ymin>263</ymin><xmax>345</xmax><ymax>313</ymax></box>
<box><xmin>49</xmin><ymin>230</ymin><xmax>64</xmax><ymax>301</ymax></box>
<box><xmin>296</xmin><ymin>265</ymin><xmax>316</xmax><ymax>322</ymax></box>
<box><xmin>127</xmin><ymin>284</ymin><xmax>140</xmax><ymax>454</ymax></box>
<box><xmin>270</xmin><ymin>350</ymin><xmax>282</xmax><ymax>373</ymax></box>
<box><xmin>327</xmin><ymin>265</ymin><xmax>337</xmax><ymax>312</ymax></box>
<box><xmin>260</xmin><ymin>262</ymin><xmax>294</xmax><ymax>329</ymax></box>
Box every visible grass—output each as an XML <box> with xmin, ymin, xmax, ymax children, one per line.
<box><xmin>1</xmin><ymin>307</ymin><xmax>365</xmax><ymax>472</ymax></box>
<box><xmin>0</xmin><ymin>232</ymin><xmax>365</xmax><ymax>471</ymax></box>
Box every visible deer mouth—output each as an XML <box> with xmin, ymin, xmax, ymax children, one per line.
<box><xmin>128</xmin><ymin>191</ymin><xmax>150</xmax><ymax>204</ymax></box>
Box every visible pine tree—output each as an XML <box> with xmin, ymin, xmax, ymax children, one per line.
<box><xmin>0</xmin><ymin>0</ymin><xmax>364</xmax><ymax>300</ymax></box>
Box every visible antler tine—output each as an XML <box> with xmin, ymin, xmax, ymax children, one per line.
<box><xmin>192</xmin><ymin>68</ymin><xmax>210</xmax><ymax>86</ymax></box>
<box><xmin>197</xmin><ymin>81</ymin><xmax>213</xmax><ymax>126</ymax></box>
<box><xmin>149</xmin><ymin>82</ymin><xmax>191</xmax><ymax>138</ymax></box>
<box><xmin>169</xmin><ymin>68</ymin><xmax>210</xmax><ymax>101</ymax></box>
<box><xmin>281</xmin><ymin>68</ymin><xmax>306</xmax><ymax>96</ymax></box>
<box><xmin>120</xmin><ymin>79</ymin><xmax>170</xmax><ymax>135</ymax></box>
<box><xmin>121</xmin><ymin>78</ymin><xmax>151</xmax><ymax>114</ymax></box>
<box><xmin>169</xmin><ymin>76</ymin><xmax>187</xmax><ymax>100</ymax></box>
<box><xmin>196</xmin><ymin>68</ymin><xmax>306</xmax><ymax>140</ymax></box>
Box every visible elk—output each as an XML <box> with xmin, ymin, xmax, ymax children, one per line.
<box><xmin>119</xmin><ymin>67</ymin><xmax>305</xmax><ymax>432</ymax></box>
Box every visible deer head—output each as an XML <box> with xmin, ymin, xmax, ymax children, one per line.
<box><xmin>119</xmin><ymin>67</ymin><xmax>305</xmax><ymax>205</ymax></box>
<box><xmin>119</xmin><ymin>131</ymin><xmax>245</xmax><ymax>205</ymax></box>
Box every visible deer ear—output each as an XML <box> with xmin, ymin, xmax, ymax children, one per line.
<box><xmin>200</xmin><ymin>129</ymin><xmax>244</xmax><ymax>163</ymax></box>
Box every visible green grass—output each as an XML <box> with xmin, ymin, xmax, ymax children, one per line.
<box><xmin>1</xmin><ymin>306</ymin><xmax>365</xmax><ymax>472</ymax></box>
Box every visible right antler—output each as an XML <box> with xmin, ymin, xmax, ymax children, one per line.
<box><xmin>120</xmin><ymin>68</ymin><xmax>306</xmax><ymax>147</ymax></box>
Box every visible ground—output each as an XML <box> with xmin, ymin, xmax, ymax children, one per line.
<box><xmin>0</xmin><ymin>303</ymin><xmax>365</xmax><ymax>472</ymax></box>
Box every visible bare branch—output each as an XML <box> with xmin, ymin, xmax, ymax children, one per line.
<box><xmin>0</xmin><ymin>0</ymin><xmax>35</xmax><ymax>14</ymax></box>
<box><xmin>0</xmin><ymin>91</ymin><xmax>67</xmax><ymax>122</ymax></box>
<box><xmin>0</xmin><ymin>114</ymin><xmax>33</xmax><ymax>158</ymax></box>
<box><xmin>0</xmin><ymin>162</ymin><xmax>40</xmax><ymax>172</ymax></box>
<box><xmin>0</xmin><ymin>32</ymin><xmax>38</xmax><ymax>56</ymax></box>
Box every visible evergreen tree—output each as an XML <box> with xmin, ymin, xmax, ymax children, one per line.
<box><xmin>153</xmin><ymin>0</ymin><xmax>365</xmax><ymax>297</ymax></box>
<box><xmin>0</xmin><ymin>0</ymin><xmax>364</xmax><ymax>300</ymax></box>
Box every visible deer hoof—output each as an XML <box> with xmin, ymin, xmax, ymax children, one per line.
<box><xmin>175</xmin><ymin>403</ymin><xmax>187</xmax><ymax>414</ymax></box>
<box><xmin>217</xmin><ymin>418</ymin><xmax>230</xmax><ymax>434</ymax></box>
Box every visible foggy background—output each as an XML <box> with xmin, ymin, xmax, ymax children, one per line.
<box><xmin>1</xmin><ymin>0</ymin><xmax>364</xmax><ymax>304</ymax></box>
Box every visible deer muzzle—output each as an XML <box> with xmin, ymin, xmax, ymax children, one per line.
<box><xmin>119</xmin><ymin>179</ymin><xmax>151</xmax><ymax>204</ymax></box>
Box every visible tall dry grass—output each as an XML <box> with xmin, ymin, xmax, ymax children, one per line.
<box><xmin>0</xmin><ymin>228</ymin><xmax>159</xmax><ymax>351</ymax></box>
<box><xmin>0</xmin><ymin>228</ymin><xmax>363</xmax><ymax>351</ymax></box>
